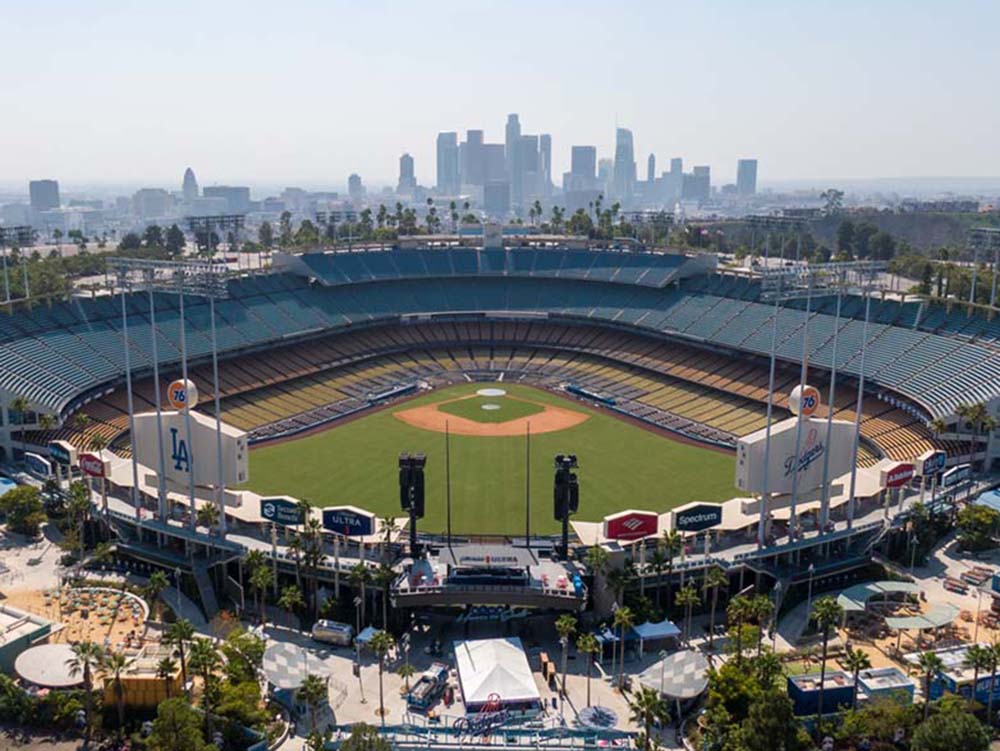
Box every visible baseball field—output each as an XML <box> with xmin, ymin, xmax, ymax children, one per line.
<box><xmin>243</xmin><ymin>382</ymin><xmax>736</xmax><ymax>535</ymax></box>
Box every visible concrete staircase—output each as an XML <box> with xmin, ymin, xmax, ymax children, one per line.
<box><xmin>193</xmin><ymin>562</ymin><xmax>220</xmax><ymax>621</ymax></box>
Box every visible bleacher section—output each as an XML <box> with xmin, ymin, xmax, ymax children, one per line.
<box><xmin>2</xmin><ymin>258</ymin><xmax>997</xmax><ymax>431</ymax></box>
<box><xmin>35</xmin><ymin>320</ymin><xmax>944</xmax><ymax>468</ymax></box>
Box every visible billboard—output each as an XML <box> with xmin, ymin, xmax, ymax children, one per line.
<box><xmin>673</xmin><ymin>504</ymin><xmax>723</xmax><ymax>532</ymax></box>
<box><xmin>24</xmin><ymin>452</ymin><xmax>53</xmax><ymax>479</ymax></box>
<box><xmin>603</xmin><ymin>510</ymin><xmax>659</xmax><ymax>541</ymax></box>
<box><xmin>735</xmin><ymin>416</ymin><xmax>855</xmax><ymax>495</ymax></box>
<box><xmin>880</xmin><ymin>462</ymin><xmax>915</xmax><ymax>489</ymax></box>
<box><xmin>133</xmin><ymin>410</ymin><xmax>248</xmax><ymax>488</ymax></box>
<box><xmin>322</xmin><ymin>507</ymin><xmax>375</xmax><ymax>537</ymax></box>
<box><xmin>48</xmin><ymin>440</ymin><xmax>77</xmax><ymax>466</ymax></box>
<box><xmin>78</xmin><ymin>453</ymin><xmax>108</xmax><ymax>478</ymax></box>
<box><xmin>941</xmin><ymin>464</ymin><xmax>971</xmax><ymax>488</ymax></box>
<box><xmin>916</xmin><ymin>450</ymin><xmax>947</xmax><ymax>477</ymax></box>
<box><xmin>260</xmin><ymin>497</ymin><xmax>304</xmax><ymax>527</ymax></box>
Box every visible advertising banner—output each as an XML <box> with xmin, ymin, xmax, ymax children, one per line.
<box><xmin>673</xmin><ymin>504</ymin><xmax>723</xmax><ymax>532</ymax></box>
<box><xmin>603</xmin><ymin>510</ymin><xmax>659</xmax><ymax>541</ymax></box>
<box><xmin>322</xmin><ymin>507</ymin><xmax>375</xmax><ymax>537</ymax></box>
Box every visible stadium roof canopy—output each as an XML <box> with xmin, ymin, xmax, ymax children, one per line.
<box><xmin>836</xmin><ymin>581</ymin><xmax>921</xmax><ymax>613</ymax></box>
<box><xmin>885</xmin><ymin>603</ymin><xmax>960</xmax><ymax>631</ymax></box>
<box><xmin>453</xmin><ymin>637</ymin><xmax>540</xmax><ymax>708</ymax></box>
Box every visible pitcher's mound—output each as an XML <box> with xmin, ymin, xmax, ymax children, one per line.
<box><xmin>477</xmin><ymin>388</ymin><xmax>507</xmax><ymax>397</ymax></box>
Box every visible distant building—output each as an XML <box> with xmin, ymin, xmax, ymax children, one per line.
<box><xmin>436</xmin><ymin>132</ymin><xmax>460</xmax><ymax>195</ymax></box>
<box><xmin>29</xmin><ymin>180</ymin><xmax>60</xmax><ymax>212</ymax></box>
<box><xmin>348</xmin><ymin>174</ymin><xmax>365</xmax><ymax>203</ymax></box>
<box><xmin>646</xmin><ymin>154</ymin><xmax>656</xmax><ymax>184</ymax></box>
<box><xmin>539</xmin><ymin>134</ymin><xmax>552</xmax><ymax>196</ymax></box>
<box><xmin>132</xmin><ymin>188</ymin><xmax>172</xmax><ymax>219</ymax></box>
<box><xmin>203</xmin><ymin>186</ymin><xmax>250</xmax><ymax>213</ymax></box>
<box><xmin>612</xmin><ymin>128</ymin><xmax>636</xmax><ymax>202</ymax></box>
<box><xmin>598</xmin><ymin>158</ymin><xmax>613</xmax><ymax>196</ymax></box>
<box><xmin>398</xmin><ymin>153</ymin><xmax>417</xmax><ymax>194</ymax></box>
<box><xmin>682</xmin><ymin>166</ymin><xmax>711</xmax><ymax>203</ymax></box>
<box><xmin>483</xmin><ymin>144</ymin><xmax>506</xmax><ymax>183</ymax></box>
<box><xmin>736</xmin><ymin>159</ymin><xmax>757</xmax><ymax>195</ymax></box>
<box><xmin>570</xmin><ymin>146</ymin><xmax>597</xmax><ymax>186</ymax></box>
<box><xmin>460</xmin><ymin>130</ymin><xmax>486</xmax><ymax>187</ymax></box>
<box><xmin>512</xmin><ymin>135</ymin><xmax>539</xmax><ymax>208</ymax></box>
<box><xmin>484</xmin><ymin>181</ymin><xmax>510</xmax><ymax>218</ymax></box>
<box><xmin>505</xmin><ymin>114</ymin><xmax>521</xmax><ymax>180</ymax></box>
<box><xmin>182</xmin><ymin>168</ymin><xmax>199</xmax><ymax>202</ymax></box>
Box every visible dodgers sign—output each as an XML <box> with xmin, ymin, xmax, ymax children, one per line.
<box><xmin>673</xmin><ymin>504</ymin><xmax>723</xmax><ymax>532</ymax></box>
<box><xmin>260</xmin><ymin>497</ymin><xmax>304</xmax><ymax>526</ymax></box>
<box><xmin>322</xmin><ymin>507</ymin><xmax>375</xmax><ymax>536</ymax></box>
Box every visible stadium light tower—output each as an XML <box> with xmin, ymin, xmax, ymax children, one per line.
<box><xmin>0</xmin><ymin>225</ymin><xmax>36</xmax><ymax>304</ymax></box>
<box><xmin>968</xmin><ymin>228</ymin><xmax>1000</xmax><ymax>307</ymax></box>
<box><xmin>553</xmin><ymin>454</ymin><xmax>579</xmax><ymax>560</ymax></box>
<box><xmin>399</xmin><ymin>452</ymin><xmax>426</xmax><ymax>555</ymax></box>
<box><xmin>108</xmin><ymin>256</ymin><xmax>231</xmax><ymax>537</ymax></box>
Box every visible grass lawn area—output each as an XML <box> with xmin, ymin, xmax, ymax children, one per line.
<box><xmin>436</xmin><ymin>392</ymin><xmax>545</xmax><ymax>423</ymax></box>
<box><xmin>242</xmin><ymin>383</ymin><xmax>737</xmax><ymax>535</ymax></box>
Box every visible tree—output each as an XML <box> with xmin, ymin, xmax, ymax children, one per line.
<box><xmin>612</xmin><ymin>606</ymin><xmax>634</xmax><ymax>690</ymax></box>
<box><xmin>963</xmin><ymin>643</ymin><xmax>991</xmax><ymax>704</ymax></box>
<box><xmin>986</xmin><ymin>641</ymin><xmax>1000</xmax><ymax>724</ymax></box>
<box><xmin>753</xmin><ymin>649</ymin><xmax>784</xmax><ymax>689</ymax></box>
<box><xmin>143</xmin><ymin>224</ymin><xmax>164</xmax><ymax>249</ymax></box>
<box><xmin>703</xmin><ymin>566</ymin><xmax>728</xmax><ymax>651</ymax></box>
<box><xmin>843</xmin><ymin>646</ymin><xmax>871</xmax><ymax>710</ymax></box>
<box><xmin>369</xmin><ymin>630</ymin><xmax>396</xmax><ymax>725</ymax></box>
<box><xmin>584</xmin><ymin>544</ymin><xmax>609</xmax><ymax>578</ymax></box>
<box><xmin>187</xmin><ymin>637</ymin><xmax>222</xmax><ymax>737</ymax></box>
<box><xmin>147</xmin><ymin>697</ymin><xmax>209</xmax><ymax>751</ymax></box>
<box><xmin>911</xmin><ymin>702</ymin><xmax>989</xmax><ymax>751</ymax></box>
<box><xmin>647</xmin><ymin>547</ymin><xmax>667</xmax><ymax>612</ymax></box>
<box><xmin>156</xmin><ymin>656</ymin><xmax>178</xmax><ymax>699</ymax></box>
<box><xmin>749</xmin><ymin>595</ymin><xmax>774</xmax><ymax>658</ymax></box>
<box><xmin>165</xmin><ymin>619</ymin><xmax>195</xmax><ymax>697</ymax></box>
<box><xmin>627</xmin><ymin>686</ymin><xmax>668</xmax><ymax>751</ymax></box>
<box><xmin>250</xmin><ymin>564</ymin><xmax>273</xmax><ymax>625</ymax></box>
<box><xmin>277</xmin><ymin>584</ymin><xmax>305</xmax><ymax>620</ymax></box>
<box><xmin>100</xmin><ymin>651</ymin><xmax>133</xmax><ymax>736</ymax></box>
<box><xmin>956</xmin><ymin>504</ymin><xmax>999</xmax><ymax>551</ymax></box>
<box><xmin>145</xmin><ymin>570</ymin><xmax>170</xmax><ymax>620</ymax></box>
<box><xmin>676</xmin><ymin>584</ymin><xmax>700</xmax><ymax>643</ymax></box>
<box><xmin>374</xmin><ymin>564</ymin><xmax>395</xmax><ymax>628</ymax></box>
<box><xmin>821</xmin><ymin>189</ymin><xmax>845</xmax><ymax>215</ymax></box>
<box><xmin>9</xmin><ymin>395</ymin><xmax>30</xmax><ymax>461</ymax></box>
<box><xmin>165</xmin><ymin>225</ymin><xmax>185</xmax><ymax>257</ymax></box>
<box><xmin>576</xmin><ymin>633</ymin><xmax>600</xmax><ymax>707</ymax></box>
<box><xmin>397</xmin><ymin>662</ymin><xmax>417</xmax><ymax>693</ymax></box>
<box><xmin>0</xmin><ymin>485</ymin><xmax>46</xmax><ymax>537</ymax></box>
<box><xmin>278</xmin><ymin>211</ymin><xmax>293</xmax><ymax>247</ymax></box>
<box><xmin>258</xmin><ymin>221</ymin><xmax>274</xmax><ymax>249</ymax></box>
<box><xmin>338</xmin><ymin>723</ymin><xmax>392</xmax><ymax>751</ymax></box>
<box><xmin>726</xmin><ymin>595</ymin><xmax>753</xmax><ymax>663</ymax></box>
<box><xmin>660</xmin><ymin>529</ymin><xmax>683</xmax><ymax>614</ymax></box>
<box><xmin>298</xmin><ymin>673</ymin><xmax>327</xmax><ymax>734</ymax></box>
<box><xmin>219</xmin><ymin>627</ymin><xmax>265</xmax><ymax>684</ymax></box>
<box><xmin>349</xmin><ymin>562</ymin><xmax>371</xmax><ymax>627</ymax></box>
<box><xmin>726</xmin><ymin>690</ymin><xmax>811</xmax><ymax>751</ymax></box>
<box><xmin>555</xmin><ymin>614</ymin><xmax>577</xmax><ymax>699</ymax></box>
<box><xmin>810</xmin><ymin>596</ymin><xmax>844</xmax><ymax>729</ymax></box>
<box><xmin>66</xmin><ymin>641</ymin><xmax>103</xmax><ymax>745</ymax></box>
<box><xmin>195</xmin><ymin>502</ymin><xmax>219</xmax><ymax>532</ymax></box>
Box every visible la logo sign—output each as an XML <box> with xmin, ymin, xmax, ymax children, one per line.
<box><xmin>170</xmin><ymin>427</ymin><xmax>191</xmax><ymax>473</ymax></box>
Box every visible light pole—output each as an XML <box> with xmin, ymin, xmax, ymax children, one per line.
<box><xmin>909</xmin><ymin>535</ymin><xmax>919</xmax><ymax>574</ymax></box>
<box><xmin>772</xmin><ymin>582</ymin><xmax>782</xmax><ymax>650</ymax></box>
<box><xmin>354</xmin><ymin>596</ymin><xmax>366</xmax><ymax>703</ymax></box>
<box><xmin>175</xmin><ymin>567</ymin><xmax>182</xmax><ymax>620</ymax></box>
<box><xmin>559</xmin><ymin>635</ymin><xmax>568</xmax><ymax>723</ymax></box>
<box><xmin>805</xmin><ymin>564</ymin><xmax>816</xmax><ymax>621</ymax></box>
<box><xmin>974</xmin><ymin>588</ymin><xmax>984</xmax><ymax>643</ymax></box>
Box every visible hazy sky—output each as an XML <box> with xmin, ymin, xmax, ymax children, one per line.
<box><xmin>3</xmin><ymin>0</ymin><xmax>998</xmax><ymax>190</ymax></box>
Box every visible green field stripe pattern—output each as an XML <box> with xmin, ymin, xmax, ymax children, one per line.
<box><xmin>242</xmin><ymin>383</ymin><xmax>735</xmax><ymax>535</ymax></box>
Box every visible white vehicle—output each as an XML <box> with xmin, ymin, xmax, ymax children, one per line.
<box><xmin>311</xmin><ymin>619</ymin><xmax>353</xmax><ymax>646</ymax></box>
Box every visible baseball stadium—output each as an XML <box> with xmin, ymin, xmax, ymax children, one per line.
<box><xmin>0</xmin><ymin>232</ymin><xmax>997</xmax><ymax>619</ymax></box>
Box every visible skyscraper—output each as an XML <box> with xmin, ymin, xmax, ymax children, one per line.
<box><xmin>737</xmin><ymin>159</ymin><xmax>758</xmax><ymax>195</ymax></box>
<box><xmin>182</xmin><ymin>168</ymin><xmax>199</xmax><ymax>201</ymax></box>
<box><xmin>348</xmin><ymin>174</ymin><xmax>364</xmax><ymax>203</ymax></box>
<box><xmin>571</xmin><ymin>146</ymin><xmax>597</xmax><ymax>184</ymax></box>
<box><xmin>646</xmin><ymin>154</ymin><xmax>656</xmax><ymax>184</ymax></box>
<box><xmin>398</xmin><ymin>153</ymin><xmax>417</xmax><ymax>194</ymax></box>
<box><xmin>29</xmin><ymin>179</ymin><xmax>60</xmax><ymax>212</ymax></box>
<box><xmin>436</xmin><ymin>132</ymin><xmax>460</xmax><ymax>195</ymax></box>
<box><xmin>612</xmin><ymin>128</ymin><xmax>636</xmax><ymax>202</ymax></box>
<box><xmin>512</xmin><ymin>134</ymin><xmax>539</xmax><ymax>208</ymax></box>
<box><xmin>505</xmin><ymin>114</ymin><xmax>521</xmax><ymax>179</ymax></box>
<box><xmin>461</xmin><ymin>130</ymin><xmax>486</xmax><ymax>186</ymax></box>
<box><xmin>539</xmin><ymin>134</ymin><xmax>552</xmax><ymax>196</ymax></box>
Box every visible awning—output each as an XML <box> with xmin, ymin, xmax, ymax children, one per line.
<box><xmin>886</xmin><ymin>603</ymin><xmax>960</xmax><ymax>631</ymax></box>
<box><xmin>836</xmin><ymin>581</ymin><xmax>921</xmax><ymax>612</ymax></box>
<box><xmin>637</xmin><ymin>650</ymin><xmax>709</xmax><ymax>699</ymax></box>
<box><xmin>453</xmin><ymin>637</ymin><xmax>540</xmax><ymax>707</ymax></box>
<box><xmin>632</xmin><ymin>619</ymin><xmax>681</xmax><ymax>642</ymax></box>
<box><xmin>262</xmin><ymin>641</ymin><xmax>313</xmax><ymax>690</ymax></box>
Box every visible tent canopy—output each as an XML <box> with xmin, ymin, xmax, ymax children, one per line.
<box><xmin>453</xmin><ymin>637</ymin><xmax>540</xmax><ymax>707</ymax></box>
<box><xmin>632</xmin><ymin>619</ymin><xmax>681</xmax><ymax>642</ymax></box>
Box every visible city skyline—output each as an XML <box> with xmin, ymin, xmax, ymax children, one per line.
<box><xmin>2</xmin><ymin>0</ymin><xmax>999</xmax><ymax>187</ymax></box>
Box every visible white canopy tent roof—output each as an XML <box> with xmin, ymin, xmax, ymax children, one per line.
<box><xmin>452</xmin><ymin>637</ymin><xmax>540</xmax><ymax>708</ymax></box>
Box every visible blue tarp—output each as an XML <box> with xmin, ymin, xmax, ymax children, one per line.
<box><xmin>632</xmin><ymin>619</ymin><xmax>681</xmax><ymax>642</ymax></box>
<box><xmin>975</xmin><ymin>489</ymin><xmax>1000</xmax><ymax>514</ymax></box>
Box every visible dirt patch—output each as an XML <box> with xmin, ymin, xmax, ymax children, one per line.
<box><xmin>394</xmin><ymin>393</ymin><xmax>589</xmax><ymax>436</ymax></box>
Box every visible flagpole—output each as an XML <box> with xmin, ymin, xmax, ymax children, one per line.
<box><xmin>446</xmin><ymin>419</ymin><xmax>452</xmax><ymax>549</ymax></box>
<box><xmin>525</xmin><ymin>421</ymin><xmax>531</xmax><ymax>551</ymax></box>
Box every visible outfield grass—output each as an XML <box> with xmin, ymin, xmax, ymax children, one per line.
<box><xmin>436</xmin><ymin>392</ymin><xmax>545</xmax><ymax>423</ymax></box>
<box><xmin>242</xmin><ymin>383</ymin><xmax>737</xmax><ymax>535</ymax></box>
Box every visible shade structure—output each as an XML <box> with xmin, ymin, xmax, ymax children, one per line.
<box><xmin>578</xmin><ymin>705</ymin><xmax>619</xmax><ymax>729</ymax></box>
<box><xmin>637</xmin><ymin>650</ymin><xmax>709</xmax><ymax>700</ymax></box>
<box><xmin>15</xmin><ymin>644</ymin><xmax>83</xmax><ymax>688</ymax></box>
<box><xmin>262</xmin><ymin>640</ymin><xmax>312</xmax><ymax>690</ymax></box>
<box><xmin>885</xmin><ymin>603</ymin><xmax>960</xmax><ymax>631</ymax></box>
<box><xmin>836</xmin><ymin>581</ymin><xmax>921</xmax><ymax>613</ymax></box>
<box><xmin>453</xmin><ymin>637</ymin><xmax>541</xmax><ymax>711</ymax></box>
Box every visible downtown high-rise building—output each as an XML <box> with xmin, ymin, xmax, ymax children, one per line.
<box><xmin>505</xmin><ymin>114</ymin><xmax>521</xmax><ymax>180</ymax></box>
<box><xmin>646</xmin><ymin>154</ymin><xmax>656</xmax><ymax>184</ymax></box>
<box><xmin>539</xmin><ymin>134</ymin><xmax>552</xmax><ymax>196</ymax></box>
<box><xmin>460</xmin><ymin>130</ymin><xmax>486</xmax><ymax>186</ymax></box>
<box><xmin>182</xmin><ymin>168</ymin><xmax>199</xmax><ymax>201</ymax></box>
<box><xmin>29</xmin><ymin>179</ymin><xmax>60</xmax><ymax>212</ymax></box>
<box><xmin>398</xmin><ymin>153</ymin><xmax>417</xmax><ymax>194</ymax></box>
<box><xmin>612</xmin><ymin>128</ymin><xmax>636</xmax><ymax>202</ymax></box>
<box><xmin>571</xmin><ymin>146</ymin><xmax>597</xmax><ymax>184</ymax></box>
<box><xmin>737</xmin><ymin>159</ymin><xmax>758</xmax><ymax>195</ymax></box>
<box><xmin>435</xmin><ymin>132</ymin><xmax>460</xmax><ymax>195</ymax></box>
<box><xmin>348</xmin><ymin>174</ymin><xmax>365</xmax><ymax>203</ymax></box>
<box><xmin>512</xmin><ymin>134</ymin><xmax>539</xmax><ymax>209</ymax></box>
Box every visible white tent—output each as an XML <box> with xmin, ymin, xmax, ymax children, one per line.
<box><xmin>453</xmin><ymin>637</ymin><xmax>541</xmax><ymax>711</ymax></box>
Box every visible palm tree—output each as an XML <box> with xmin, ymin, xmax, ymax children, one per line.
<box><xmin>38</xmin><ymin>413</ymin><xmax>56</xmax><ymax>433</ymax></box>
<box><xmin>166</xmin><ymin>618</ymin><xmax>195</xmax><ymax>696</ymax></box>
<box><xmin>987</xmin><ymin>642</ymin><xmax>1000</xmax><ymax>723</ymax></box>
<box><xmin>156</xmin><ymin>656</ymin><xmax>177</xmax><ymax>699</ymax></box>
<box><xmin>9</xmin><ymin>395</ymin><xmax>30</xmax><ymax>462</ymax></box>
<box><xmin>286</xmin><ymin>531</ymin><xmax>303</xmax><ymax>591</ymax></box>
<box><xmin>627</xmin><ymin>686</ymin><xmax>668</xmax><ymax>751</ymax></box>
<box><xmin>584</xmin><ymin>544</ymin><xmax>609</xmax><ymax>578</ymax></box>
<box><xmin>196</xmin><ymin>502</ymin><xmax>219</xmax><ymax>531</ymax></box>
<box><xmin>298</xmin><ymin>673</ymin><xmax>327</xmax><ymax>734</ymax></box>
<box><xmin>370</xmin><ymin>630</ymin><xmax>396</xmax><ymax>725</ymax></box>
<box><xmin>374</xmin><ymin>564</ymin><xmax>396</xmax><ymax>628</ymax></box>
<box><xmin>555</xmin><ymin>614</ymin><xmax>577</xmax><ymax>699</ymax></box>
<box><xmin>188</xmin><ymin>637</ymin><xmax>222</xmax><ymax>737</ymax></box>
<box><xmin>810</xmin><ymin>596</ymin><xmax>845</xmax><ymax>728</ymax></box>
<box><xmin>676</xmin><ymin>585</ymin><xmax>700</xmax><ymax>643</ymax></box>
<box><xmin>606</xmin><ymin>566</ymin><xmax>634</xmax><ymax>609</ymax></box>
<box><xmin>89</xmin><ymin>433</ymin><xmax>108</xmax><ymax>453</ymax></box>
<box><xmin>66</xmin><ymin>641</ymin><xmax>104</xmax><ymax>746</ymax></box>
<box><xmin>612</xmin><ymin>606</ymin><xmax>634</xmax><ymax>690</ymax></box>
<box><xmin>379</xmin><ymin>515</ymin><xmax>398</xmax><ymax>562</ymax></box>
<box><xmin>843</xmin><ymin>647</ymin><xmax>871</xmax><ymax>710</ymax></box>
<box><xmin>648</xmin><ymin>547</ymin><xmax>668</xmax><ymax>612</ymax></box>
<box><xmin>243</xmin><ymin>548</ymin><xmax>267</xmax><ymax>597</ymax></box>
<box><xmin>702</xmin><ymin>566</ymin><xmax>728</xmax><ymax>651</ymax></box>
<box><xmin>964</xmin><ymin>643</ymin><xmax>991</xmax><ymax>704</ymax></box>
<box><xmin>250</xmin><ymin>564</ymin><xmax>273</xmax><ymax>625</ymax></box>
<box><xmin>397</xmin><ymin>663</ymin><xmax>417</xmax><ymax>693</ymax></box>
<box><xmin>916</xmin><ymin>650</ymin><xmax>944</xmax><ymax>720</ymax></box>
<box><xmin>278</xmin><ymin>584</ymin><xmax>305</xmax><ymax>622</ymax></box>
<box><xmin>750</xmin><ymin>595</ymin><xmax>775</xmax><ymax>658</ymax></box>
<box><xmin>754</xmin><ymin>649</ymin><xmax>784</xmax><ymax>688</ymax></box>
<box><xmin>577</xmin><ymin>633</ymin><xmax>600</xmax><ymax>707</ymax></box>
<box><xmin>660</xmin><ymin>530</ymin><xmax>683</xmax><ymax>615</ymax></box>
<box><xmin>349</xmin><ymin>562</ymin><xmax>371</xmax><ymax>627</ymax></box>
<box><xmin>100</xmin><ymin>651</ymin><xmax>133</xmax><ymax>737</ymax></box>
<box><xmin>726</xmin><ymin>595</ymin><xmax>753</xmax><ymax>663</ymax></box>
<box><xmin>145</xmin><ymin>570</ymin><xmax>169</xmax><ymax>621</ymax></box>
